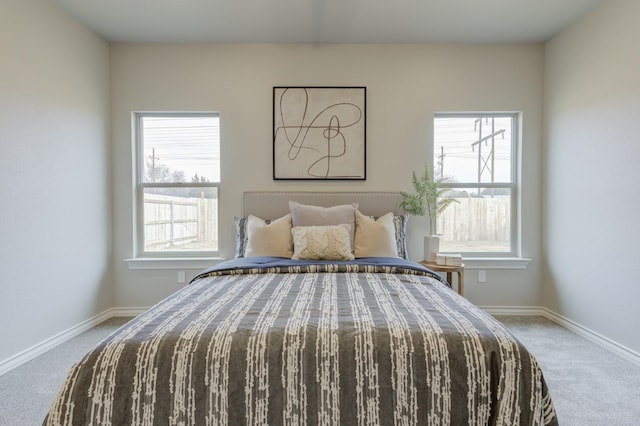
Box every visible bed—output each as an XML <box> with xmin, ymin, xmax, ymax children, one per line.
<box><xmin>44</xmin><ymin>192</ymin><xmax>558</xmax><ymax>425</ymax></box>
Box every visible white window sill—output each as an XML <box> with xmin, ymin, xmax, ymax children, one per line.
<box><xmin>462</xmin><ymin>257</ymin><xmax>531</xmax><ymax>270</ymax></box>
<box><xmin>125</xmin><ymin>257</ymin><xmax>225</xmax><ymax>270</ymax></box>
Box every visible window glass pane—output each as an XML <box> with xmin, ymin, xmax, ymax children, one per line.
<box><xmin>438</xmin><ymin>187</ymin><xmax>511</xmax><ymax>253</ymax></box>
<box><xmin>142</xmin><ymin>115</ymin><xmax>220</xmax><ymax>183</ymax></box>
<box><xmin>434</xmin><ymin>116</ymin><xmax>512</xmax><ymax>184</ymax></box>
<box><xmin>143</xmin><ymin>187</ymin><xmax>218</xmax><ymax>253</ymax></box>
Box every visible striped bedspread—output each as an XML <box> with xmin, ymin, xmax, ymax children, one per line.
<box><xmin>44</xmin><ymin>258</ymin><xmax>557</xmax><ymax>425</ymax></box>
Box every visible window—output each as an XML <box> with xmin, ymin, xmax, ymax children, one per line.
<box><xmin>434</xmin><ymin>113</ymin><xmax>518</xmax><ymax>256</ymax></box>
<box><xmin>135</xmin><ymin>113</ymin><xmax>220</xmax><ymax>257</ymax></box>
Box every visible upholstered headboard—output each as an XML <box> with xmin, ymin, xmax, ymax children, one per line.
<box><xmin>242</xmin><ymin>191</ymin><xmax>404</xmax><ymax>218</ymax></box>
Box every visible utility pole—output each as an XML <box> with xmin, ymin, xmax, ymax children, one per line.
<box><xmin>437</xmin><ymin>146</ymin><xmax>445</xmax><ymax>180</ymax></box>
<box><xmin>152</xmin><ymin>148</ymin><xmax>156</xmax><ymax>182</ymax></box>
<box><xmin>471</xmin><ymin>118</ymin><xmax>504</xmax><ymax>196</ymax></box>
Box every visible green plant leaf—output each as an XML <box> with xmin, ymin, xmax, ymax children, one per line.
<box><xmin>401</xmin><ymin>162</ymin><xmax>458</xmax><ymax>235</ymax></box>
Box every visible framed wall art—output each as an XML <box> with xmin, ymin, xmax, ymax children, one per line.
<box><xmin>273</xmin><ymin>86</ymin><xmax>366</xmax><ymax>180</ymax></box>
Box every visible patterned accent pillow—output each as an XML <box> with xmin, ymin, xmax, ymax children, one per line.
<box><xmin>234</xmin><ymin>217</ymin><xmax>247</xmax><ymax>258</ymax></box>
<box><xmin>291</xmin><ymin>225</ymin><xmax>355</xmax><ymax>261</ymax></box>
<box><xmin>392</xmin><ymin>214</ymin><xmax>409</xmax><ymax>259</ymax></box>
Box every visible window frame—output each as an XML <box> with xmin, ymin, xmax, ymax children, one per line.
<box><xmin>434</xmin><ymin>112</ymin><xmax>519</xmax><ymax>258</ymax></box>
<box><xmin>134</xmin><ymin>111</ymin><xmax>220</xmax><ymax>258</ymax></box>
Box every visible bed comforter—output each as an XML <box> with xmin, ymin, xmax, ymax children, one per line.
<box><xmin>44</xmin><ymin>257</ymin><xmax>557</xmax><ymax>425</ymax></box>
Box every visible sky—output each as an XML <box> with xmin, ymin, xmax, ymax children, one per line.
<box><xmin>434</xmin><ymin>115</ymin><xmax>513</xmax><ymax>184</ymax></box>
<box><xmin>142</xmin><ymin>115</ymin><xmax>220</xmax><ymax>183</ymax></box>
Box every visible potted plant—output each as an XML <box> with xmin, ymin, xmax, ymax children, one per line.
<box><xmin>401</xmin><ymin>163</ymin><xmax>458</xmax><ymax>262</ymax></box>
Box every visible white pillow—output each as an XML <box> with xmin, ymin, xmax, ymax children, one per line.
<box><xmin>354</xmin><ymin>210</ymin><xmax>399</xmax><ymax>258</ymax></box>
<box><xmin>244</xmin><ymin>214</ymin><xmax>293</xmax><ymax>258</ymax></box>
<box><xmin>289</xmin><ymin>201</ymin><xmax>358</xmax><ymax>249</ymax></box>
<box><xmin>291</xmin><ymin>225</ymin><xmax>355</xmax><ymax>261</ymax></box>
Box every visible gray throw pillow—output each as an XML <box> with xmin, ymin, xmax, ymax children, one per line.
<box><xmin>289</xmin><ymin>201</ymin><xmax>358</xmax><ymax>248</ymax></box>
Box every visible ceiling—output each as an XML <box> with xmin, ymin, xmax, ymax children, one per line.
<box><xmin>52</xmin><ymin>0</ymin><xmax>604</xmax><ymax>44</ymax></box>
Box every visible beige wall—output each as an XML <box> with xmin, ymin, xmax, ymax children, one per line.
<box><xmin>0</xmin><ymin>0</ymin><xmax>111</xmax><ymax>361</ymax></box>
<box><xmin>110</xmin><ymin>43</ymin><xmax>545</xmax><ymax>308</ymax></box>
<box><xmin>543</xmin><ymin>0</ymin><xmax>640</xmax><ymax>353</ymax></box>
<box><xmin>3</xmin><ymin>0</ymin><xmax>638</xmax><ymax>375</ymax></box>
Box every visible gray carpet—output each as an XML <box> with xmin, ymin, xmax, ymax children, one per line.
<box><xmin>1</xmin><ymin>315</ymin><xmax>639</xmax><ymax>425</ymax></box>
<box><xmin>498</xmin><ymin>316</ymin><xmax>640</xmax><ymax>426</ymax></box>
<box><xmin>0</xmin><ymin>317</ymin><xmax>131</xmax><ymax>426</ymax></box>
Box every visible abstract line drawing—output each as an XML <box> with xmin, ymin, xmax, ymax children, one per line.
<box><xmin>273</xmin><ymin>87</ymin><xmax>366</xmax><ymax>180</ymax></box>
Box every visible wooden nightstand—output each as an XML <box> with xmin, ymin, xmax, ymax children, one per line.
<box><xmin>419</xmin><ymin>261</ymin><xmax>465</xmax><ymax>296</ymax></box>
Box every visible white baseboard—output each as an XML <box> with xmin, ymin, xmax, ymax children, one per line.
<box><xmin>2</xmin><ymin>305</ymin><xmax>639</xmax><ymax>376</ymax></box>
<box><xmin>0</xmin><ymin>310</ymin><xmax>112</xmax><ymax>376</ymax></box>
<box><xmin>0</xmin><ymin>307</ymin><xmax>149</xmax><ymax>377</ymax></box>
<box><xmin>539</xmin><ymin>307</ymin><xmax>640</xmax><ymax>367</ymax></box>
<box><xmin>483</xmin><ymin>305</ymin><xmax>640</xmax><ymax>367</ymax></box>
